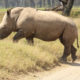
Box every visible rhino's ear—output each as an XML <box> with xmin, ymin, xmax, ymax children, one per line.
<box><xmin>7</xmin><ymin>8</ymin><xmax>12</xmax><ymax>16</ymax></box>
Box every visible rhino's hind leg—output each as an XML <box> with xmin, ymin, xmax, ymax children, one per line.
<box><xmin>71</xmin><ymin>45</ymin><xmax>77</xmax><ymax>62</ymax></box>
<box><xmin>13</xmin><ymin>30</ymin><xmax>24</xmax><ymax>42</ymax></box>
<box><xmin>61</xmin><ymin>45</ymin><xmax>71</xmax><ymax>62</ymax></box>
<box><xmin>59</xmin><ymin>38</ymin><xmax>71</xmax><ymax>62</ymax></box>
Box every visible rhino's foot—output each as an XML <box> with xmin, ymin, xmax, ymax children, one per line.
<box><xmin>13</xmin><ymin>39</ymin><xmax>18</xmax><ymax>43</ymax></box>
<box><xmin>27</xmin><ymin>40</ymin><xmax>34</xmax><ymax>46</ymax></box>
<box><xmin>26</xmin><ymin>42</ymin><xmax>34</xmax><ymax>46</ymax></box>
<box><xmin>72</xmin><ymin>56</ymin><xmax>77</xmax><ymax>63</ymax></box>
<box><xmin>59</xmin><ymin>57</ymin><xmax>67</xmax><ymax>63</ymax></box>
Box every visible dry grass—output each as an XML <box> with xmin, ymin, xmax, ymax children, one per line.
<box><xmin>0</xmin><ymin>39</ymin><xmax>62</xmax><ymax>80</ymax></box>
<box><xmin>71</xmin><ymin>7</ymin><xmax>80</xmax><ymax>17</ymax></box>
<box><xmin>0</xmin><ymin>8</ymin><xmax>80</xmax><ymax>80</ymax></box>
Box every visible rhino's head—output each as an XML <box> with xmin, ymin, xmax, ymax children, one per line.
<box><xmin>0</xmin><ymin>9</ymin><xmax>13</xmax><ymax>39</ymax></box>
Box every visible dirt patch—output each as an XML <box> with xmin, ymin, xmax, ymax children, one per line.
<box><xmin>18</xmin><ymin>61</ymin><xmax>80</xmax><ymax>80</ymax></box>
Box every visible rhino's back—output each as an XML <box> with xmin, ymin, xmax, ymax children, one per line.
<box><xmin>34</xmin><ymin>10</ymin><xmax>73</xmax><ymax>25</ymax></box>
<box><xmin>17</xmin><ymin>8</ymin><xmax>76</xmax><ymax>41</ymax></box>
<box><xmin>17</xmin><ymin>7</ymin><xmax>73</xmax><ymax>28</ymax></box>
<box><xmin>34</xmin><ymin>11</ymin><xmax>74</xmax><ymax>40</ymax></box>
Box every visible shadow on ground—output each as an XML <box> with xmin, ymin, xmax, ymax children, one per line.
<box><xmin>61</xmin><ymin>60</ymin><xmax>80</xmax><ymax>67</ymax></box>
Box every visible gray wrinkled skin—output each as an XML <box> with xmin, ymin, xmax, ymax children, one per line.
<box><xmin>0</xmin><ymin>7</ymin><xmax>79</xmax><ymax>62</ymax></box>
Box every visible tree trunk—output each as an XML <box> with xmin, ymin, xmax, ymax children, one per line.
<box><xmin>50</xmin><ymin>0</ymin><xmax>53</xmax><ymax>8</ymax></box>
<box><xmin>39</xmin><ymin>0</ymin><xmax>42</xmax><ymax>7</ymax></box>
<box><xmin>45</xmin><ymin>0</ymin><xmax>48</xmax><ymax>8</ymax></box>
<box><xmin>4</xmin><ymin>0</ymin><xmax>8</xmax><ymax>8</ymax></box>
<box><xmin>42</xmin><ymin>0</ymin><xmax>45</xmax><ymax>7</ymax></box>
<box><xmin>62</xmin><ymin>0</ymin><xmax>74</xmax><ymax>16</ymax></box>
<box><xmin>30</xmin><ymin>0</ymin><xmax>35</xmax><ymax>7</ymax></box>
<box><xmin>16</xmin><ymin>0</ymin><xmax>20</xmax><ymax>7</ymax></box>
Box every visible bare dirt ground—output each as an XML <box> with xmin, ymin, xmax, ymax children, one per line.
<box><xmin>18</xmin><ymin>61</ymin><xmax>80</xmax><ymax>80</ymax></box>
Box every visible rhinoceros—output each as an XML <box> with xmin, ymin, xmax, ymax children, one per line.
<box><xmin>0</xmin><ymin>7</ymin><xmax>79</xmax><ymax>62</ymax></box>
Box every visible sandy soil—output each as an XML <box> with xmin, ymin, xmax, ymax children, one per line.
<box><xmin>18</xmin><ymin>61</ymin><xmax>80</xmax><ymax>80</ymax></box>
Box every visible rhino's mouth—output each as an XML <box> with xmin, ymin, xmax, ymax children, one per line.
<box><xmin>0</xmin><ymin>30</ymin><xmax>12</xmax><ymax>39</ymax></box>
<box><xmin>0</xmin><ymin>33</ymin><xmax>9</xmax><ymax>39</ymax></box>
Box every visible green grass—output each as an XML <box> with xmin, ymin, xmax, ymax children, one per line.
<box><xmin>0</xmin><ymin>8</ymin><xmax>80</xmax><ymax>80</ymax></box>
<box><xmin>0</xmin><ymin>8</ymin><xmax>7</xmax><ymax>12</ymax></box>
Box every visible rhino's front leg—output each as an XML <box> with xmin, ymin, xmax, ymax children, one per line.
<box><xmin>13</xmin><ymin>29</ymin><xmax>24</xmax><ymax>42</ymax></box>
<box><xmin>26</xmin><ymin>37</ymin><xmax>34</xmax><ymax>45</ymax></box>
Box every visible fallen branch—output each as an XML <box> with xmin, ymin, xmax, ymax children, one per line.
<box><xmin>44</xmin><ymin>5</ymin><xmax>64</xmax><ymax>11</ymax></box>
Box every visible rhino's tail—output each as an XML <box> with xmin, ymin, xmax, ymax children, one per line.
<box><xmin>77</xmin><ymin>35</ymin><xmax>79</xmax><ymax>48</ymax></box>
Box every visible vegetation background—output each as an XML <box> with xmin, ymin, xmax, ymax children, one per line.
<box><xmin>0</xmin><ymin>0</ymin><xmax>80</xmax><ymax>8</ymax></box>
